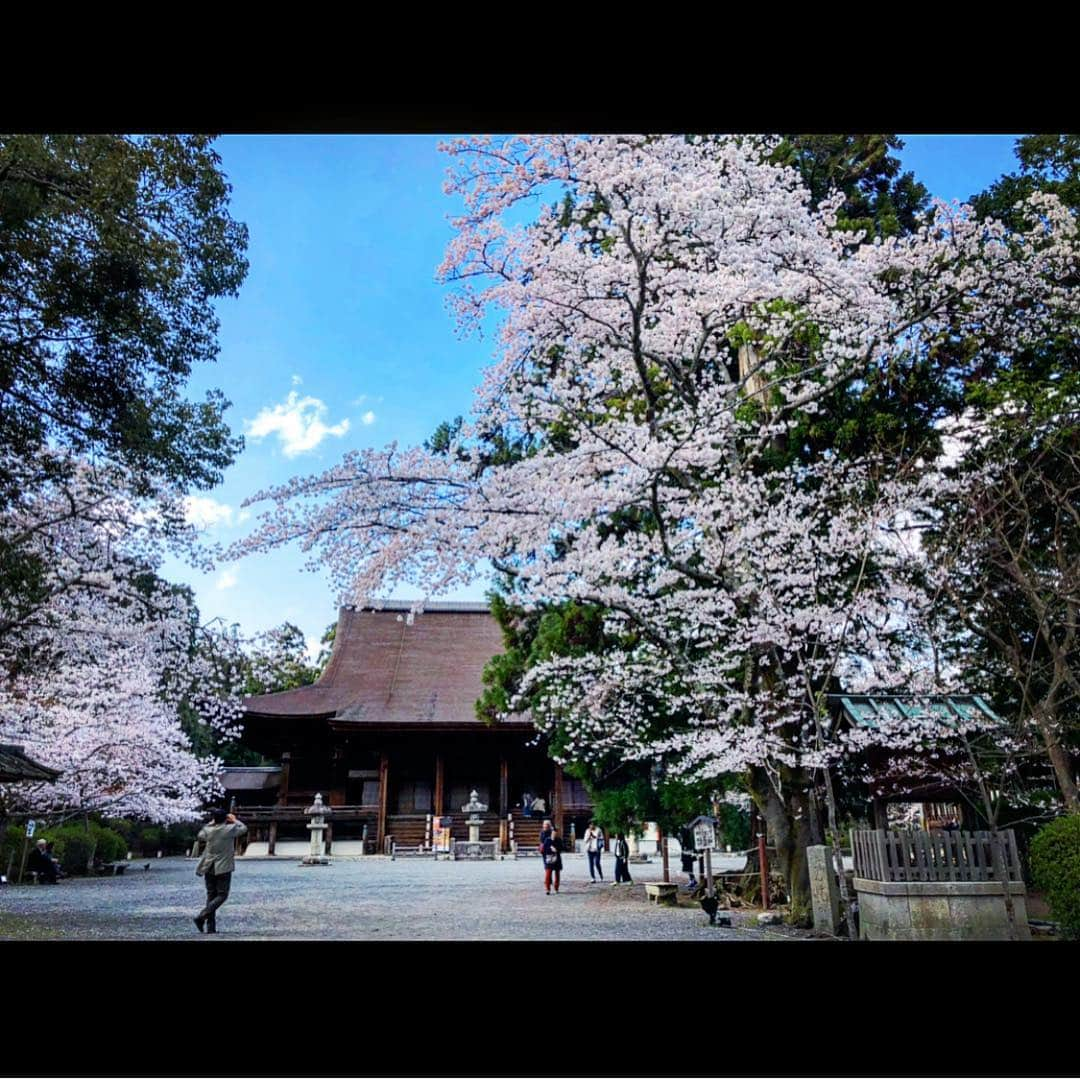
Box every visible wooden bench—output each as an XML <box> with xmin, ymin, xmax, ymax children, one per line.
<box><xmin>645</xmin><ymin>882</ymin><xmax>679</xmax><ymax>906</ymax></box>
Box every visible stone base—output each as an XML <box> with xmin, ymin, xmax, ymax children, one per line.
<box><xmin>301</xmin><ymin>855</ymin><xmax>331</xmax><ymax>866</ymax></box>
<box><xmin>855</xmin><ymin>878</ymin><xmax>1030</xmax><ymax>941</ymax></box>
<box><xmin>452</xmin><ymin>839</ymin><xmax>499</xmax><ymax>860</ymax></box>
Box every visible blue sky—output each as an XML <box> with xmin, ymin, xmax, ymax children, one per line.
<box><xmin>164</xmin><ymin>134</ymin><xmax>1026</xmax><ymax>655</ymax></box>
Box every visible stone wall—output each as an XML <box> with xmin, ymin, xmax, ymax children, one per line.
<box><xmin>855</xmin><ymin>878</ymin><xmax>1031</xmax><ymax>941</ymax></box>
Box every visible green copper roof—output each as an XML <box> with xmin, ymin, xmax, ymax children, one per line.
<box><xmin>834</xmin><ymin>695</ymin><xmax>1001</xmax><ymax>730</ymax></box>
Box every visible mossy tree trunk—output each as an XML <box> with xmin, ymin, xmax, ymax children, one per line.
<box><xmin>746</xmin><ymin>765</ymin><xmax>814</xmax><ymax>925</ymax></box>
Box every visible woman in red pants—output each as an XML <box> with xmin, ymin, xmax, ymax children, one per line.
<box><xmin>542</xmin><ymin>826</ymin><xmax>565</xmax><ymax>894</ymax></box>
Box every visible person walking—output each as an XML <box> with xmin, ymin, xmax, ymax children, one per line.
<box><xmin>613</xmin><ymin>833</ymin><xmax>632</xmax><ymax>885</ymax></box>
<box><xmin>194</xmin><ymin>808</ymin><xmax>247</xmax><ymax>934</ymax></box>
<box><xmin>522</xmin><ymin>791</ymin><xmax>534</xmax><ymax>818</ymax></box>
<box><xmin>584</xmin><ymin>821</ymin><xmax>605</xmax><ymax>883</ymax></box>
<box><xmin>542</xmin><ymin>825</ymin><xmax>564</xmax><ymax>895</ymax></box>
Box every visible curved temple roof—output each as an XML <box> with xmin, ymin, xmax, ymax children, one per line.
<box><xmin>243</xmin><ymin>603</ymin><xmax>530</xmax><ymax>730</ymax></box>
<box><xmin>0</xmin><ymin>743</ymin><xmax>62</xmax><ymax>783</ymax></box>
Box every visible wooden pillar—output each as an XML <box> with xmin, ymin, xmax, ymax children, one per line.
<box><xmin>325</xmin><ymin>820</ymin><xmax>333</xmax><ymax>855</ymax></box>
<box><xmin>554</xmin><ymin>763</ymin><xmax>564</xmax><ymax>834</ymax></box>
<box><xmin>434</xmin><ymin>753</ymin><xmax>445</xmax><ymax>817</ymax></box>
<box><xmin>499</xmin><ymin>756</ymin><xmax>508</xmax><ymax>817</ymax></box>
<box><xmin>279</xmin><ymin>751</ymin><xmax>292</xmax><ymax>804</ymax></box>
<box><xmin>269</xmin><ymin>750</ymin><xmax>290</xmax><ymax>856</ymax></box>
<box><xmin>330</xmin><ymin>742</ymin><xmax>346</xmax><ymax>806</ymax></box>
<box><xmin>377</xmin><ymin>752</ymin><xmax>389</xmax><ymax>850</ymax></box>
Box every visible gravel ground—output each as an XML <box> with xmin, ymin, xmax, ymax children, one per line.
<box><xmin>0</xmin><ymin>853</ymin><xmax>822</xmax><ymax>941</ymax></box>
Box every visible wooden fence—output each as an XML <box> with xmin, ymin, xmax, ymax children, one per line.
<box><xmin>851</xmin><ymin>829</ymin><xmax>1022</xmax><ymax>883</ymax></box>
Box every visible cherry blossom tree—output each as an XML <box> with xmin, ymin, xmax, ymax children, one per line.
<box><xmin>233</xmin><ymin>135</ymin><xmax>1079</xmax><ymax>910</ymax></box>
<box><xmin>0</xmin><ymin>463</ymin><xmax>244</xmax><ymax>824</ymax></box>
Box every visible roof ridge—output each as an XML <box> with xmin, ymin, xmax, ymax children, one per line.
<box><xmin>343</xmin><ymin>600</ymin><xmax>492</xmax><ymax>613</ymax></box>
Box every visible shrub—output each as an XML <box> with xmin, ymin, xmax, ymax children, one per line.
<box><xmin>94</xmin><ymin>824</ymin><xmax>127</xmax><ymax>864</ymax></box>
<box><xmin>1029</xmin><ymin>813</ymin><xmax>1080</xmax><ymax>938</ymax></box>
<box><xmin>2</xmin><ymin>824</ymin><xmax>28</xmax><ymax>878</ymax></box>
<box><xmin>42</xmin><ymin>822</ymin><xmax>128</xmax><ymax>875</ymax></box>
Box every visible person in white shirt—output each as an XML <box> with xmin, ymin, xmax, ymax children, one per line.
<box><xmin>584</xmin><ymin>821</ymin><xmax>605</xmax><ymax>882</ymax></box>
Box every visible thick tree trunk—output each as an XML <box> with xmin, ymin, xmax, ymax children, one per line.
<box><xmin>747</xmin><ymin>766</ymin><xmax>814</xmax><ymax>924</ymax></box>
<box><xmin>1034</xmin><ymin>707</ymin><xmax>1080</xmax><ymax>812</ymax></box>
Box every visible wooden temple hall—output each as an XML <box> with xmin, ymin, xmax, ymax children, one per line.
<box><xmin>225</xmin><ymin>601</ymin><xmax>591</xmax><ymax>855</ymax></box>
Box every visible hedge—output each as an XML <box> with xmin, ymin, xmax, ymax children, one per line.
<box><xmin>1029</xmin><ymin>813</ymin><xmax>1080</xmax><ymax>939</ymax></box>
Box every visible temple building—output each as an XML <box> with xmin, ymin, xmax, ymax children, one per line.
<box><xmin>227</xmin><ymin>601</ymin><xmax>592</xmax><ymax>855</ymax></box>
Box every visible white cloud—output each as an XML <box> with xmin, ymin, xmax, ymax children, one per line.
<box><xmin>361</xmin><ymin>410</ymin><xmax>376</xmax><ymax>426</ymax></box>
<box><xmin>183</xmin><ymin>495</ymin><xmax>235</xmax><ymax>529</ymax></box>
<box><xmin>305</xmin><ymin>636</ymin><xmax>322</xmax><ymax>664</ymax></box>
<box><xmin>291</xmin><ymin>374</ymin><xmax>303</xmax><ymax>386</ymax></box>
<box><xmin>215</xmin><ymin>570</ymin><xmax>238</xmax><ymax>591</ymax></box>
<box><xmin>237</xmin><ymin>509</ymin><xmax>252</xmax><ymax>524</ymax></box>
<box><xmin>245</xmin><ymin>391</ymin><xmax>351</xmax><ymax>458</ymax></box>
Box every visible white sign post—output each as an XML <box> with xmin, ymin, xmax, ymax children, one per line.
<box><xmin>692</xmin><ymin>820</ymin><xmax>715</xmax><ymax>852</ymax></box>
<box><xmin>690</xmin><ymin>818</ymin><xmax>717</xmax><ymax>899</ymax></box>
<box><xmin>25</xmin><ymin>820</ymin><xmax>36</xmax><ymax>838</ymax></box>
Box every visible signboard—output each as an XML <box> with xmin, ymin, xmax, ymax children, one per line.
<box><xmin>433</xmin><ymin>817</ymin><xmax>452</xmax><ymax>852</ymax></box>
<box><xmin>692</xmin><ymin>820</ymin><xmax>715</xmax><ymax>852</ymax></box>
<box><xmin>25</xmin><ymin>820</ymin><xmax>36</xmax><ymax>839</ymax></box>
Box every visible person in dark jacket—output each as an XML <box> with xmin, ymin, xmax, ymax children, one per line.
<box><xmin>542</xmin><ymin>826</ymin><xmax>564</xmax><ymax>894</ymax></box>
<box><xmin>679</xmin><ymin>828</ymin><xmax>698</xmax><ymax>889</ymax></box>
<box><xmin>680</xmin><ymin>848</ymin><xmax>698</xmax><ymax>889</ymax></box>
<box><xmin>613</xmin><ymin>833</ymin><xmax>632</xmax><ymax>885</ymax></box>
<box><xmin>28</xmin><ymin>839</ymin><xmax>58</xmax><ymax>884</ymax></box>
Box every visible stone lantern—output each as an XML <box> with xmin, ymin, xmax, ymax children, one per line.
<box><xmin>461</xmin><ymin>789</ymin><xmax>488</xmax><ymax>843</ymax></box>
<box><xmin>302</xmin><ymin>792</ymin><xmax>332</xmax><ymax>866</ymax></box>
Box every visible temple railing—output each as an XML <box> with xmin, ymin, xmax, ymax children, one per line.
<box><xmin>235</xmin><ymin>803</ymin><xmax>377</xmax><ymax>822</ymax></box>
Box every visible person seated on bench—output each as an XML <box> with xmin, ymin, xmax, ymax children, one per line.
<box><xmin>45</xmin><ymin>841</ymin><xmax>64</xmax><ymax>879</ymax></box>
<box><xmin>28</xmin><ymin>840</ymin><xmax>58</xmax><ymax>884</ymax></box>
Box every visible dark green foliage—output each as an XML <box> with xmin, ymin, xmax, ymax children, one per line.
<box><xmin>315</xmin><ymin>620</ymin><xmax>337</xmax><ymax>673</ymax></box>
<box><xmin>480</xmin><ymin>592</ymin><xmax>734</xmax><ymax>831</ymax></box>
<box><xmin>1030</xmin><ymin>814</ymin><xmax>1080</xmax><ymax>937</ymax></box>
<box><xmin>105</xmin><ymin>817</ymin><xmax>198</xmax><ymax>856</ymax></box>
<box><xmin>424</xmin><ymin>416</ymin><xmax>464</xmax><ymax>456</ymax></box>
<box><xmin>137</xmin><ymin>827</ymin><xmax>162</xmax><ymax>855</ymax></box>
<box><xmin>1</xmin><ymin>823</ymin><xmax>26</xmax><ymax>876</ymax></box>
<box><xmin>243</xmin><ymin>622</ymin><xmax>322</xmax><ymax>697</ymax></box>
<box><xmin>771</xmin><ymin>135</ymin><xmax>931</xmax><ymax>237</ymax></box>
<box><xmin>41</xmin><ymin>821</ymin><xmax>127</xmax><ymax>875</ymax></box>
<box><xmin>0</xmin><ymin>134</ymin><xmax>248</xmax><ymax>499</ymax></box>
<box><xmin>0</xmin><ymin>134</ymin><xmax>248</xmax><ymax>628</ymax></box>
<box><xmin>971</xmin><ymin>135</ymin><xmax>1080</xmax><ymax>224</ymax></box>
